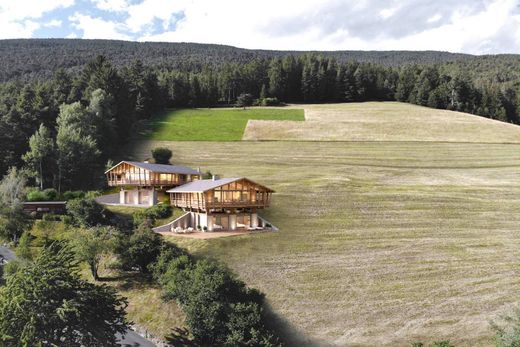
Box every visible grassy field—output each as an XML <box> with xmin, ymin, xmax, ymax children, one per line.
<box><xmin>144</xmin><ymin>107</ymin><xmax>304</xmax><ymax>141</ymax></box>
<box><xmin>129</xmin><ymin>103</ymin><xmax>520</xmax><ymax>346</ymax></box>
<box><xmin>244</xmin><ymin>102</ymin><xmax>520</xmax><ymax>143</ymax></box>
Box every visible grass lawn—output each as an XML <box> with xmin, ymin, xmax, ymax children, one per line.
<box><xmin>104</xmin><ymin>204</ymin><xmax>184</xmax><ymax>227</ymax></box>
<box><xmin>144</xmin><ymin>107</ymin><xmax>304</xmax><ymax>141</ymax></box>
<box><xmin>130</xmin><ymin>103</ymin><xmax>520</xmax><ymax>346</ymax></box>
<box><xmin>134</xmin><ymin>139</ymin><xmax>520</xmax><ymax>346</ymax></box>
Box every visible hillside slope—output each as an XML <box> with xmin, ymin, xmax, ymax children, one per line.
<box><xmin>0</xmin><ymin>39</ymin><xmax>470</xmax><ymax>81</ymax></box>
<box><xmin>244</xmin><ymin>102</ymin><xmax>520</xmax><ymax>142</ymax></box>
<box><xmin>131</xmin><ymin>103</ymin><xmax>520</xmax><ymax>346</ymax></box>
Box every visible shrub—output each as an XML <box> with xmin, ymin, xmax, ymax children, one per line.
<box><xmin>115</xmin><ymin>224</ymin><xmax>163</xmax><ymax>273</ymax></box>
<box><xmin>62</xmin><ymin>190</ymin><xmax>86</xmax><ymax>200</ymax></box>
<box><xmin>259</xmin><ymin>97</ymin><xmax>281</xmax><ymax>106</ymax></box>
<box><xmin>152</xmin><ymin>147</ymin><xmax>172</xmax><ymax>164</ymax></box>
<box><xmin>153</xmin><ymin>253</ymin><xmax>276</xmax><ymax>346</ymax></box>
<box><xmin>2</xmin><ymin>259</ymin><xmax>28</xmax><ymax>278</ymax></box>
<box><xmin>133</xmin><ymin>204</ymin><xmax>172</xmax><ymax>226</ymax></box>
<box><xmin>0</xmin><ymin>206</ymin><xmax>32</xmax><ymax>242</ymax></box>
<box><xmin>15</xmin><ymin>231</ymin><xmax>32</xmax><ymax>259</ymax></box>
<box><xmin>26</xmin><ymin>188</ymin><xmax>58</xmax><ymax>202</ymax></box>
<box><xmin>42</xmin><ymin>213</ymin><xmax>61</xmax><ymax>221</ymax></box>
<box><xmin>236</xmin><ymin>93</ymin><xmax>254</xmax><ymax>109</ymax></box>
<box><xmin>66</xmin><ymin>198</ymin><xmax>106</xmax><ymax>228</ymax></box>
<box><xmin>493</xmin><ymin>307</ymin><xmax>520</xmax><ymax>347</ymax></box>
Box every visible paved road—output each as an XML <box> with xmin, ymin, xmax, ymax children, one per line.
<box><xmin>0</xmin><ymin>245</ymin><xmax>16</xmax><ymax>263</ymax></box>
<box><xmin>0</xmin><ymin>245</ymin><xmax>157</xmax><ymax>346</ymax></box>
<box><xmin>117</xmin><ymin>331</ymin><xmax>157</xmax><ymax>347</ymax></box>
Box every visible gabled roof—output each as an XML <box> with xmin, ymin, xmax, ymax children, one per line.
<box><xmin>167</xmin><ymin>177</ymin><xmax>275</xmax><ymax>193</ymax></box>
<box><xmin>105</xmin><ymin>161</ymin><xmax>201</xmax><ymax>175</ymax></box>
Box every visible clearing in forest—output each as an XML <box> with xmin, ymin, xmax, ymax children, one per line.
<box><xmin>129</xmin><ymin>102</ymin><xmax>520</xmax><ymax>346</ymax></box>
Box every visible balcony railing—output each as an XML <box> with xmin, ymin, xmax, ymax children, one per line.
<box><xmin>108</xmin><ymin>179</ymin><xmax>187</xmax><ymax>186</ymax></box>
<box><xmin>171</xmin><ymin>200</ymin><xmax>269</xmax><ymax>210</ymax></box>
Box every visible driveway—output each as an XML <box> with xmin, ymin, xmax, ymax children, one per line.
<box><xmin>117</xmin><ymin>331</ymin><xmax>157</xmax><ymax>347</ymax></box>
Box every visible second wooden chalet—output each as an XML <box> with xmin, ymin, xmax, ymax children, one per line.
<box><xmin>167</xmin><ymin>177</ymin><xmax>274</xmax><ymax>231</ymax></box>
<box><xmin>104</xmin><ymin>161</ymin><xmax>201</xmax><ymax>206</ymax></box>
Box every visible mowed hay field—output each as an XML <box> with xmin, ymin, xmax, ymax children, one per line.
<box><xmin>244</xmin><ymin>102</ymin><xmax>520</xmax><ymax>143</ymax></box>
<box><xmin>132</xmin><ymin>103</ymin><xmax>520</xmax><ymax>346</ymax></box>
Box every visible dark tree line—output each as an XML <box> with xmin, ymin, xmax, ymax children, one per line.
<box><xmin>0</xmin><ymin>56</ymin><xmax>163</xmax><ymax>191</ymax></box>
<box><xmin>0</xmin><ymin>52</ymin><xmax>519</xmax><ymax>191</ymax></box>
<box><xmin>158</xmin><ymin>54</ymin><xmax>520</xmax><ymax>125</ymax></box>
<box><xmin>0</xmin><ymin>39</ymin><xmax>471</xmax><ymax>82</ymax></box>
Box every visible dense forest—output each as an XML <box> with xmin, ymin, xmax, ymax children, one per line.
<box><xmin>0</xmin><ymin>39</ymin><xmax>472</xmax><ymax>82</ymax></box>
<box><xmin>1</xmin><ymin>39</ymin><xmax>520</xmax><ymax>191</ymax></box>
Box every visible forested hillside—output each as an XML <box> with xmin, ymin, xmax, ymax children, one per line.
<box><xmin>0</xmin><ymin>39</ymin><xmax>471</xmax><ymax>82</ymax></box>
<box><xmin>0</xmin><ymin>39</ymin><xmax>519</xmax><ymax>192</ymax></box>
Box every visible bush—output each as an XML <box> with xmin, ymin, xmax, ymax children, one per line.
<box><xmin>15</xmin><ymin>231</ymin><xmax>32</xmax><ymax>259</ymax></box>
<box><xmin>115</xmin><ymin>224</ymin><xmax>163</xmax><ymax>273</ymax></box>
<box><xmin>26</xmin><ymin>188</ymin><xmax>58</xmax><ymax>202</ymax></box>
<box><xmin>153</xmin><ymin>252</ymin><xmax>277</xmax><ymax>346</ymax></box>
<box><xmin>0</xmin><ymin>207</ymin><xmax>32</xmax><ymax>241</ymax></box>
<box><xmin>236</xmin><ymin>93</ymin><xmax>254</xmax><ymax>109</ymax></box>
<box><xmin>152</xmin><ymin>147</ymin><xmax>173</xmax><ymax>164</ymax></box>
<box><xmin>62</xmin><ymin>190</ymin><xmax>86</xmax><ymax>200</ymax></box>
<box><xmin>259</xmin><ymin>97</ymin><xmax>281</xmax><ymax>106</ymax></box>
<box><xmin>3</xmin><ymin>259</ymin><xmax>28</xmax><ymax>278</ymax></box>
<box><xmin>66</xmin><ymin>198</ymin><xmax>107</xmax><ymax>228</ymax></box>
<box><xmin>493</xmin><ymin>307</ymin><xmax>520</xmax><ymax>347</ymax></box>
<box><xmin>133</xmin><ymin>204</ymin><xmax>172</xmax><ymax>226</ymax></box>
<box><xmin>42</xmin><ymin>213</ymin><xmax>61</xmax><ymax>221</ymax></box>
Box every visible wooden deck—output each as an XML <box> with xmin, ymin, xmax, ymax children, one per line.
<box><xmin>156</xmin><ymin>229</ymin><xmax>270</xmax><ymax>239</ymax></box>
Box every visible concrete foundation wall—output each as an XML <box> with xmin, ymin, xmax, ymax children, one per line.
<box><xmin>167</xmin><ymin>211</ymin><xmax>264</xmax><ymax>232</ymax></box>
<box><xmin>118</xmin><ymin>188</ymin><xmax>157</xmax><ymax>206</ymax></box>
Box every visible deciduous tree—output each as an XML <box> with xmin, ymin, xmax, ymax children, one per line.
<box><xmin>0</xmin><ymin>243</ymin><xmax>128</xmax><ymax>346</ymax></box>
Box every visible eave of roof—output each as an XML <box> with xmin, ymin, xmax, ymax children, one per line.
<box><xmin>166</xmin><ymin>177</ymin><xmax>275</xmax><ymax>193</ymax></box>
<box><xmin>104</xmin><ymin>161</ymin><xmax>200</xmax><ymax>175</ymax></box>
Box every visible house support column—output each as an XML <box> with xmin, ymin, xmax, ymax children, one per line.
<box><xmin>198</xmin><ymin>213</ymin><xmax>208</xmax><ymax>231</ymax></box>
<box><xmin>149</xmin><ymin>189</ymin><xmax>157</xmax><ymax>206</ymax></box>
<box><xmin>251</xmin><ymin>208</ymin><xmax>258</xmax><ymax>228</ymax></box>
<box><xmin>119</xmin><ymin>188</ymin><xmax>125</xmax><ymax>204</ymax></box>
<box><xmin>133</xmin><ymin>188</ymin><xmax>140</xmax><ymax>205</ymax></box>
<box><xmin>207</xmin><ymin>213</ymin><xmax>213</xmax><ymax>232</ymax></box>
<box><xmin>229</xmin><ymin>212</ymin><xmax>237</xmax><ymax>231</ymax></box>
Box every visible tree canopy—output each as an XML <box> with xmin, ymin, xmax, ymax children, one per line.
<box><xmin>0</xmin><ymin>243</ymin><xmax>128</xmax><ymax>346</ymax></box>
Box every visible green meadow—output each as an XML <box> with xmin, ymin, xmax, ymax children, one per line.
<box><xmin>126</xmin><ymin>103</ymin><xmax>520</xmax><ymax>346</ymax></box>
<box><xmin>145</xmin><ymin>107</ymin><xmax>305</xmax><ymax>141</ymax></box>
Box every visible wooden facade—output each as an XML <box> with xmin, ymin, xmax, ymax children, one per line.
<box><xmin>105</xmin><ymin>161</ymin><xmax>201</xmax><ymax>187</ymax></box>
<box><xmin>169</xmin><ymin>178</ymin><xmax>273</xmax><ymax>212</ymax></box>
<box><xmin>22</xmin><ymin>201</ymin><xmax>67</xmax><ymax>215</ymax></box>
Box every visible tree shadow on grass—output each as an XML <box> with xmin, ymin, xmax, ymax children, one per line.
<box><xmin>164</xmin><ymin>327</ymin><xmax>197</xmax><ymax>347</ymax></box>
<box><xmin>98</xmin><ymin>271</ymin><xmax>155</xmax><ymax>291</ymax></box>
<box><xmin>263</xmin><ymin>301</ymin><xmax>331</xmax><ymax>347</ymax></box>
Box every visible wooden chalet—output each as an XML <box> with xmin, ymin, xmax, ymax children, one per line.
<box><xmin>104</xmin><ymin>161</ymin><xmax>201</xmax><ymax>206</ymax></box>
<box><xmin>167</xmin><ymin>177</ymin><xmax>274</xmax><ymax>231</ymax></box>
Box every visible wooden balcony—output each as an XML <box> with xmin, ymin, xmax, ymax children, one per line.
<box><xmin>107</xmin><ymin>179</ymin><xmax>188</xmax><ymax>187</ymax></box>
<box><xmin>170</xmin><ymin>199</ymin><xmax>269</xmax><ymax>211</ymax></box>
